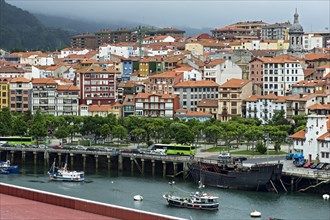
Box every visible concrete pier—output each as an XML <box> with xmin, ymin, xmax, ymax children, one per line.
<box><xmin>152</xmin><ymin>160</ymin><xmax>155</xmax><ymax>176</ymax></box>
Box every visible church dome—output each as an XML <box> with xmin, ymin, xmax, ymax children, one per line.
<box><xmin>289</xmin><ymin>10</ymin><xmax>303</xmax><ymax>33</ymax></box>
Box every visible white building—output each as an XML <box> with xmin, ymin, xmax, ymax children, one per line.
<box><xmin>203</xmin><ymin>59</ymin><xmax>242</xmax><ymax>85</ymax></box>
<box><xmin>173</xmin><ymin>66</ymin><xmax>202</xmax><ymax>81</ymax></box>
<box><xmin>99</xmin><ymin>43</ymin><xmax>134</xmax><ymax>59</ymax></box>
<box><xmin>290</xmin><ymin>114</ymin><xmax>330</xmax><ymax>163</ymax></box>
<box><xmin>303</xmin><ymin>33</ymin><xmax>323</xmax><ymax>51</ymax></box>
<box><xmin>262</xmin><ymin>58</ymin><xmax>304</xmax><ymax>96</ymax></box>
<box><xmin>58</xmin><ymin>48</ymin><xmax>90</xmax><ymax>59</ymax></box>
<box><xmin>142</xmin><ymin>36</ymin><xmax>175</xmax><ymax>44</ymax></box>
<box><xmin>245</xmin><ymin>94</ymin><xmax>287</xmax><ymax>124</ymax></box>
<box><xmin>20</xmin><ymin>53</ymin><xmax>54</xmax><ymax>66</ymax></box>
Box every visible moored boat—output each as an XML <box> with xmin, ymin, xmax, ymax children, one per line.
<box><xmin>47</xmin><ymin>159</ymin><xmax>85</xmax><ymax>182</ymax></box>
<box><xmin>0</xmin><ymin>160</ymin><xmax>19</xmax><ymax>173</ymax></box>
<box><xmin>188</xmin><ymin>159</ymin><xmax>283</xmax><ymax>191</ymax></box>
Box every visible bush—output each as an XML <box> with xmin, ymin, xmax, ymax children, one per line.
<box><xmin>256</xmin><ymin>141</ymin><xmax>267</xmax><ymax>154</ymax></box>
<box><xmin>161</xmin><ymin>138</ymin><xmax>171</xmax><ymax>144</ymax></box>
<box><xmin>146</xmin><ymin>140</ymin><xmax>154</xmax><ymax>146</ymax></box>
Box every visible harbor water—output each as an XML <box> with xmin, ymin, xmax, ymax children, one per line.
<box><xmin>0</xmin><ymin>164</ymin><xmax>329</xmax><ymax>220</ymax></box>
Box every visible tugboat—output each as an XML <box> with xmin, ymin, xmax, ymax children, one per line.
<box><xmin>47</xmin><ymin>159</ymin><xmax>85</xmax><ymax>182</ymax></box>
<box><xmin>163</xmin><ymin>181</ymin><xmax>219</xmax><ymax>210</ymax></box>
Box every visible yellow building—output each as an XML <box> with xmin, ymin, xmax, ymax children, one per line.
<box><xmin>185</xmin><ymin>42</ymin><xmax>204</xmax><ymax>55</ymax></box>
<box><xmin>0</xmin><ymin>78</ymin><xmax>10</xmax><ymax>109</ymax></box>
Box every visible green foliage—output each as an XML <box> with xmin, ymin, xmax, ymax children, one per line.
<box><xmin>0</xmin><ymin>107</ymin><xmax>13</xmax><ymax>136</ymax></box>
<box><xmin>256</xmin><ymin>141</ymin><xmax>267</xmax><ymax>154</ymax></box>
<box><xmin>161</xmin><ymin>138</ymin><xmax>171</xmax><ymax>144</ymax></box>
<box><xmin>146</xmin><ymin>140</ymin><xmax>154</xmax><ymax>146</ymax></box>
<box><xmin>0</xmin><ymin>0</ymin><xmax>70</xmax><ymax>51</ymax></box>
<box><xmin>29</xmin><ymin>110</ymin><xmax>47</xmax><ymax>145</ymax></box>
<box><xmin>268</xmin><ymin>110</ymin><xmax>289</xmax><ymax>126</ymax></box>
<box><xmin>174</xmin><ymin>125</ymin><xmax>195</xmax><ymax>145</ymax></box>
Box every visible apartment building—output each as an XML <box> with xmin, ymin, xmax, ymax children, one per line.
<box><xmin>261</xmin><ymin>22</ymin><xmax>290</xmax><ymax>40</ymax></box>
<box><xmin>78</xmin><ymin>65</ymin><xmax>120</xmax><ymax>105</ymax></box>
<box><xmin>203</xmin><ymin>59</ymin><xmax>242</xmax><ymax>85</ymax></box>
<box><xmin>244</xmin><ymin>93</ymin><xmax>287</xmax><ymax>124</ymax></box>
<box><xmin>196</xmin><ymin>99</ymin><xmax>218</xmax><ymax>120</ymax></box>
<box><xmin>56</xmin><ymin>85</ymin><xmax>80</xmax><ymax>116</ymax></box>
<box><xmin>174</xmin><ymin>80</ymin><xmax>219</xmax><ymax>111</ymax></box>
<box><xmin>0</xmin><ymin>78</ymin><xmax>10</xmax><ymax>109</ymax></box>
<box><xmin>9</xmin><ymin>77</ymin><xmax>32</xmax><ymax>113</ymax></box>
<box><xmin>218</xmin><ymin>78</ymin><xmax>252</xmax><ymax>121</ymax></box>
<box><xmin>134</xmin><ymin>93</ymin><xmax>179</xmax><ymax>119</ymax></box>
<box><xmin>70</xmin><ymin>34</ymin><xmax>98</xmax><ymax>49</ymax></box>
<box><xmin>148</xmin><ymin>71</ymin><xmax>184</xmax><ymax>95</ymax></box>
<box><xmin>0</xmin><ymin>65</ymin><xmax>25</xmax><ymax>78</ymax></box>
<box><xmin>291</xmin><ymin>80</ymin><xmax>324</xmax><ymax>95</ymax></box>
<box><xmin>31</xmin><ymin>78</ymin><xmax>57</xmax><ymax>115</ymax></box>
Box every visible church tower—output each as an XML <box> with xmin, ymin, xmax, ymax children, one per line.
<box><xmin>288</xmin><ymin>9</ymin><xmax>304</xmax><ymax>54</ymax></box>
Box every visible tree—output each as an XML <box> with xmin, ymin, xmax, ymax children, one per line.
<box><xmin>29</xmin><ymin>110</ymin><xmax>47</xmax><ymax>146</ymax></box>
<box><xmin>54</xmin><ymin>126</ymin><xmax>69</xmax><ymax>145</ymax></box>
<box><xmin>12</xmin><ymin>115</ymin><xmax>28</xmax><ymax>136</ymax></box>
<box><xmin>112</xmin><ymin>125</ymin><xmax>128</xmax><ymax>145</ymax></box>
<box><xmin>0</xmin><ymin>107</ymin><xmax>13</xmax><ymax>136</ymax></box>
<box><xmin>174</xmin><ymin>125</ymin><xmax>195</xmax><ymax>145</ymax></box>
<box><xmin>204</xmin><ymin>125</ymin><xmax>223</xmax><ymax>147</ymax></box>
<box><xmin>268</xmin><ymin>110</ymin><xmax>289</xmax><ymax>126</ymax></box>
<box><xmin>130</xmin><ymin>128</ymin><xmax>146</xmax><ymax>147</ymax></box>
<box><xmin>256</xmin><ymin>141</ymin><xmax>267</xmax><ymax>154</ymax></box>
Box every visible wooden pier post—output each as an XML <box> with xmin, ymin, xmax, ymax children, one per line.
<box><xmin>33</xmin><ymin>151</ymin><xmax>37</xmax><ymax>165</ymax></box>
<box><xmin>141</xmin><ymin>159</ymin><xmax>145</xmax><ymax>175</ymax></box>
<box><xmin>162</xmin><ymin>161</ymin><xmax>166</xmax><ymax>177</ymax></box>
<box><xmin>130</xmin><ymin>157</ymin><xmax>134</xmax><ymax>175</ymax></box>
<box><xmin>70</xmin><ymin>153</ymin><xmax>74</xmax><ymax>169</ymax></box>
<box><xmin>22</xmin><ymin>151</ymin><xmax>26</xmax><ymax>164</ymax></box>
<box><xmin>152</xmin><ymin>160</ymin><xmax>155</xmax><ymax>176</ymax></box>
<box><xmin>291</xmin><ymin>176</ymin><xmax>294</xmax><ymax>192</ymax></box>
<box><xmin>118</xmin><ymin>155</ymin><xmax>123</xmax><ymax>171</ymax></box>
<box><xmin>107</xmin><ymin>155</ymin><xmax>111</xmax><ymax>171</ymax></box>
<box><xmin>95</xmin><ymin>155</ymin><xmax>99</xmax><ymax>171</ymax></box>
<box><xmin>43</xmin><ymin>151</ymin><xmax>48</xmax><ymax>168</ymax></box>
<box><xmin>57</xmin><ymin>153</ymin><xmax>61</xmax><ymax>165</ymax></box>
<box><xmin>183</xmin><ymin>162</ymin><xmax>188</xmax><ymax>177</ymax></box>
<box><xmin>10</xmin><ymin>151</ymin><xmax>14</xmax><ymax>163</ymax></box>
<box><xmin>173</xmin><ymin>162</ymin><xmax>177</xmax><ymax>176</ymax></box>
<box><xmin>82</xmin><ymin>154</ymin><xmax>86</xmax><ymax>171</ymax></box>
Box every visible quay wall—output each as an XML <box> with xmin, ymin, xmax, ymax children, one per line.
<box><xmin>0</xmin><ymin>183</ymin><xmax>184</xmax><ymax>220</ymax></box>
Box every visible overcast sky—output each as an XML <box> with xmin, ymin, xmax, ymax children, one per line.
<box><xmin>7</xmin><ymin>0</ymin><xmax>330</xmax><ymax>32</ymax></box>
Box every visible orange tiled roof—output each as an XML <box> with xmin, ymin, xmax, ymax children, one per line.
<box><xmin>289</xmin><ymin>129</ymin><xmax>305</xmax><ymax>139</ymax></box>
<box><xmin>176</xmin><ymin>110</ymin><xmax>212</xmax><ymax>117</ymax></box>
<box><xmin>197</xmin><ymin>99</ymin><xmax>218</xmax><ymax>107</ymax></box>
<box><xmin>135</xmin><ymin>93</ymin><xmax>177</xmax><ymax>99</ymax></box>
<box><xmin>32</xmin><ymin>78</ymin><xmax>57</xmax><ymax>85</ymax></box>
<box><xmin>174</xmin><ymin>80</ymin><xmax>219</xmax><ymax>88</ymax></box>
<box><xmin>244</xmin><ymin>95</ymin><xmax>261</xmax><ymax>102</ymax></box>
<box><xmin>149</xmin><ymin>71</ymin><xmax>183</xmax><ymax>79</ymax></box>
<box><xmin>304</xmin><ymin>53</ymin><xmax>330</xmax><ymax>61</ymax></box>
<box><xmin>317</xmin><ymin>131</ymin><xmax>330</xmax><ymax>141</ymax></box>
<box><xmin>220</xmin><ymin>78</ymin><xmax>250</xmax><ymax>88</ymax></box>
<box><xmin>204</xmin><ymin>59</ymin><xmax>226</xmax><ymax>67</ymax></box>
<box><xmin>10</xmin><ymin>77</ymin><xmax>29</xmax><ymax>83</ymax></box>
<box><xmin>307</xmin><ymin>104</ymin><xmax>330</xmax><ymax>110</ymax></box>
<box><xmin>57</xmin><ymin>85</ymin><xmax>79</xmax><ymax>91</ymax></box>
<box><xmin>88</xmin><ymin>105</ymin><xmax>113</xmax><ymax>112</ymax></box>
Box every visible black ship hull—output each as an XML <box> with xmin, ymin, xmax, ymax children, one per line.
<box><xmin>188</xmin><ymin>162</ymin><xmax>283</xmax><ymax>191</ymax></box>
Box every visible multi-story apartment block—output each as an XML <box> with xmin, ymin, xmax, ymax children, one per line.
<box><xmin>291</xmin><ymin>80</ymin><xmax>324</xmax><ymax>95</ymax></box>
<box><xmin>290</xmin><ymin>114</ymin><xmax>330</xmax><ymax>163</ymax></box>
<box><xmin>31</xmin><ymin>78</ymin><xmax>57</xmax><ymax>115</ymax></box>
<box><xmin>58</xmin><ymin>48</ymin><xmax>90</xmax><ymax>59</ymax></box>
<box><xmin>70</xmin><ymin>34</ymin><xmax>98</xmax><ymax>49</ymax></box>
<box><xmin>303</xmin><ymin>33</ymin><xmax>323</xmax><ymax>51</ymax></box>
<box><xmin>163</xmin><ymin>55</ymin><xmax>185</xmax><ymax>72</ymax></box>
<box><xmin>134</xmin><ymin>93</ymin><xmax>179</xmax><ymax>119</ymax></box>
<box><xmin>56</xmin><ymin>85</ymin><xmax>80</xmax><ymax>116</ymax></box>
<box><xmin>250</xmin><ymin>57</ymin><xmax>304</xmax><ymax>96</ymax></box>
<box><xmin>174</xmin><ymin>80</ymin><xmax>219</xmax><ymax>111</ymax></box>
<box><xmin>0</xmin><ymin>78</ymin><xmax>10</xmax><ymax>109</ymax></box>
<box><xmin>122</xmin><ymin>94</ymin><xmax>135</xmax><ymax>117</ymax></box>
<box><xmin>196</xmin><ymin>99</ymin><xmax>218</xmax><ymax>120</ymax></box>
<box><xmin>99</xmin><ymin>43</ymin><xmax>135</xmax><ymax>59</ymax></box>
<box><xmin>78</xmin><ymin>65</ymin><xmax>120</xmax><ymax>105</ymax></box>
<box><xmin>285</xmin><ymin>93</ymin><xmax>327</xmax><ymax>118</ymax></box>
<box><xmin>244</xmin><ymin>94</ymin><xmax>287</xmax><ymax>124</ymax></box>
<box><xmin>261</xmin><ymin>22</ymin><xmax>290</xmax><ymax>40</ymax></box>
<box><xmin>173</xmin><ymin>66</ymin><xmax>202</xmax><ymax>81</ymax></box>
<box><xmin>9</xmin><ymin>77</ymin><xmax>32</xmax><ymax>113</ymax></box>
<box><xmin>218</xmin><ymin>78</ymin><xmax>252</xmax><ymax>121</ymax></box>
<box><xmin>139</xmin><ymin>57</ymin><xmax>164</xmax><ymax>76</ymax></box>
<box><xmin>18</xmin><ymin>51</ymin><xmax>54</xmax><ymax>66</ymax></box>
<box><xmin>0</xmin><ymin>65</ymin><xmax>25</xmax><ymax>78</ymax></box>
<box><xmin>148</xmin><ymin>71</ymin><xmax>184</xmax><ymax>95</ymax></box>
<box><xmin>203</xmin><ymin>59</ymin><xmax>243</xmax><ymax>85</ymax></box>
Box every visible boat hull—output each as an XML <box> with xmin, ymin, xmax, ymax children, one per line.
<box><xmin>166</xmin><ymin>199</ymin><xmax>219</xmax><ymax>210</ymax></box>
<box><xmin>189</xmin><ymin>162</ymin><xmax>283</xmax><ymax>191</ymax></box>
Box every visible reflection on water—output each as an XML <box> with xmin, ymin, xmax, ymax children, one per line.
<box><xmin>0</xmin><ymin>164</ymin><xmax>329</xmax><ymax>220</ymax></box>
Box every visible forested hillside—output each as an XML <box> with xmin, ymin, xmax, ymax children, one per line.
<box><xmin>0</xmin><ymin>0</ymin><xmax>71</xmax><ymax>51</ymax></box>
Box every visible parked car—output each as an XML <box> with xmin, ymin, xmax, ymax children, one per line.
<box><xmin>316</xmin><ymin>163</ymin><xmax>327</xmax><ymax>170</ymax></box>
<box><xmin>50</xmin><ymin>145</ymin><xmax>63</xmax><ymax>149</ymax></box>
<box><xmin>323</xmin><ymin>164</ymin><xmax>330</xmax><ymax>170</ymax></box>
<box><xmin>303</xmin><ymin>162</ymin><xmax>313</xmax><ymax>168</ymax></box>
<box><xmin>310</xmin><ymin>163</ymin><xmax>319</xmax><ymax>169</ymax></box>
<box><xmin>218</xmin><ymin>153</ymin><xmax>231</xmax><ymax>159</ymax></box>
<box><xmin>75</xmin><ymin>145</ymin><xmax>88</xmax><ymax>151</ymax></box>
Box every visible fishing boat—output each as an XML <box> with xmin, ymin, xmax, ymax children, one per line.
<box><xmin>163</xmin><ymin>190</ymin><xmax>219</xmax><ymax>210</ymax></box>
<box><xmin>47</xmin><ymin>159</ymin><xmax>85</xmax><ymax>182</ymax></box>
<box><xmin>188</xmin><ymin>159</ymin><xmax>283</xmax><ymax>191</ymax></box>
<box><xmin>0</xmin><ymin>160</ymin><xmax>19</xmax><ymax>173</ymax></box>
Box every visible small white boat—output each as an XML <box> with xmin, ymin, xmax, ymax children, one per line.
<box><xmin>48</xmin><ymin>159</ymin><xmax>84</xmax><ymax>182</ymax></box>
<box><xmin>250</xmin><ymin>210</ymin><xmax>261</xmax><ymax>217</ymax></box>
<box><xmin>133</xmin><ymin>195</ymin><xmax>143</xmax><ymax>201</ymax></box>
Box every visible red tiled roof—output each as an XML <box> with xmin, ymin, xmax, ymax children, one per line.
<box><xmin>290</xmin><ymin>129</ymin><xmax>305</xmax><ymax>139</ymax></box>
<box><xmin>220</xmin><ymin>78</ymin><xmax>250</xmax><ymax>88</ymax></box>
<box><xmin>32</xmin><ymin>78</ymin><xmax>57</xmax><ymax>85</ymax></box>
<box><xmin>174</xmin><ymin>80</ymin><xmax>219</xmax><ymax>87</ymax></box>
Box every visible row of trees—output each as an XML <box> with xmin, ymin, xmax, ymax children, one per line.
<box><xmin>0</xmin><ymin>107</ymin><xmax>307</xmax><ymax>152</ymax></box>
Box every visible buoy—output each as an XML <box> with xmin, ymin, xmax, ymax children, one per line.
<box><xmin>133</xmin><ymin>195</ymin><xmax>143</xmax><ymax>201</ymax></box>
<box><xmin>322</xmin><ymin>194</ymin><xmax>329</xmax><ymax>200</ymax></box>
<box><xmin>250</xmin><ymin>210</ymin><xmax>261</xmax><ymax>218</ymax></box>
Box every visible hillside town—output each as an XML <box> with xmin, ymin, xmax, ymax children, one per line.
<box><xmin>0</xmin><ymin>10</ymin><xmax>330</xmax><ymax>164</ymax></box>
